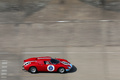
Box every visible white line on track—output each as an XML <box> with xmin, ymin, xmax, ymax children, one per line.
<box><xmin>2</xmin><ymin>62</ymin><xmax>7</xmax><ymax>65</ymax></box>
<box><xmin>56</xmin><ymin>21</ymin><xmax>70</xmax><ymax>22</ymax></box>
<box><xmin>1</xmin><ymin>60</ymin><xmax>8</xmax><ymax>80</ymax></box>
<box><xmin>2</xmin><ymin>66</ymin><xmax>7</xmax><ymax>68</ymax></box>
<box><xmin>23</xmin><ymin>52</ymin><xmax>62</xmax><ymax>54</ymax></box>
<box><xmin>23</xmin><ymin>51</ymin><xmax>120</xmax><ymax>54</ymax></box>
<box><xmin>1</xmin><ymin>70</ymin><xmax>7</xmax><ymax>72</ymax></box>
<box><xmin>1</xmin><ymin>73</ymin><xmax>7</xmax><ymax>76</ymax></box>
<box><xmin>100</xmin><ymin>20</ymin><xmax>111</xmax><ymax>22</ymax></box>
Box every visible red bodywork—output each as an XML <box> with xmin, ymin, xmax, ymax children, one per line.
<box><xmin>23</xmin><ymin>56</ymin><xmax>72</xmax><ymax>72</ymax></box>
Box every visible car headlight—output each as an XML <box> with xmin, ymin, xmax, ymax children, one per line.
<box><xmin>67</xmin><ymin>66</ymin><xmax>71</xmax><ymax>69</ymax></box>
<box><xmin>23</xmin><ymin>62</ymin><xmax>30</xmax><ymax>65</ymax></box>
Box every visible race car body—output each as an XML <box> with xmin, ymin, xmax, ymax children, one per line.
<box><xmin>23</xmin><ymin>56</ymin><xmax>72</xmax><ymax>73</ymax></box>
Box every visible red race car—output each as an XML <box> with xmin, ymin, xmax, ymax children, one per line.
<box><xmin>23</xmin><ymin>56</ymin><xmax>72</xmax><ymax>73</ymax></box>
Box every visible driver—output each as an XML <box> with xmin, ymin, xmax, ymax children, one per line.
<box><xmin>46</xmin><ymin>61</ymin><xmax>50</xmax><ymax>64</ymax></box>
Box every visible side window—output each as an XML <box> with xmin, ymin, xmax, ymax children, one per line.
<box><xmin>44</xmin><ymin>61</ymin><xmax>50</xmax><ymax>65</ymax></box>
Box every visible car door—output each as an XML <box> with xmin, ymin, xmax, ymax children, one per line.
<box><xmin>37</xmin><ymin>60</ymin><xmax>45</xmax><ymax>71</ymax></box>
<box><xmin>43</xmin><ymin>61</ymin><xmax>51</xmax><ymax>72</ymax></box>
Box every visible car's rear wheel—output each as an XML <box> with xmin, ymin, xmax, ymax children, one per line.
<box><xmin>29</xmin><ymin>67</ymin><xmax>37</xmax><ymax>73</ymax></box>
<box><xmin>58</xmin><ymin>67</ymin><xmax>65</xmax><ymax>73</ymax></box>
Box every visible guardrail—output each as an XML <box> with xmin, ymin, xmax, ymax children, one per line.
<box><xmin>80</xmin><ymin>0</ymin><xmax>120</xmax><ymax>11</ymax></box>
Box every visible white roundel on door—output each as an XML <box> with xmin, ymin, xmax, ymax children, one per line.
<box><xmin>47</xmin><ymin>65</ymin><xmax>55</xmax><ymax>72</ymax></box>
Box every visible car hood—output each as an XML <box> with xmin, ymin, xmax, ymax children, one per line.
<box><xmin>56</xmin><ymin>58</ymin><xmax>70</xmax><ymax>65</ymax></box>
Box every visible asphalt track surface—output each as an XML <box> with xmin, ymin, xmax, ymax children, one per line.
<box><xmin>0</xmin><ymin>0</ymin><xmax>120</xmax><ymax>80</ymax></box>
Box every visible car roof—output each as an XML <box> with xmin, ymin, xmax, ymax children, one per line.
<box><xmin>37</xmin><ymin>56</ymin><xmax>51</xmax><ymax>60</ymax></box>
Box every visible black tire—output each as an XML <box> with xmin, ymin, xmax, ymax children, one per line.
<box><xmin>58</xmin><ymin>67</ymin><xmax>65</xmax><ymax>73</ymax></box>
<box><xmin>29</xmin><ymin>66</ymin><xmax>37</xmax><ymax>73</ymax></box>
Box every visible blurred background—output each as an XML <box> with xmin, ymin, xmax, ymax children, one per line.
<box><xmin>0</xmin><ymin>0</ymin><xmax>120</xmax><ymax>80</ymax></box>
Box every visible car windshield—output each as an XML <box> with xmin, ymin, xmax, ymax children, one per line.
<box><xmin>50</xmin><ymin>58</ymin><xmax>60</xmax><ymax>64</ymax></box>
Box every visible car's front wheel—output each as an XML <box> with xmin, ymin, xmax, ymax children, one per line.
<box><xmin>58</xmin><ymin>67</ymin><xmax>65</xmax><ymax>73</ymax></box>
<box><xmin>29</xmin><ymin>66</ymin><xmax>37</xmax><ymax>73</ymax></box>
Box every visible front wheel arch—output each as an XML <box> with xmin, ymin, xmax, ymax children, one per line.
<box><xmin>57</xmin><ymin>67</ymin><xmax>66</xmax><ymax>73</ymax></box>
<box><xmin>29</xmin><ymin>66</ymin><xmax>38</xmax><ymax>73</ymax></box>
